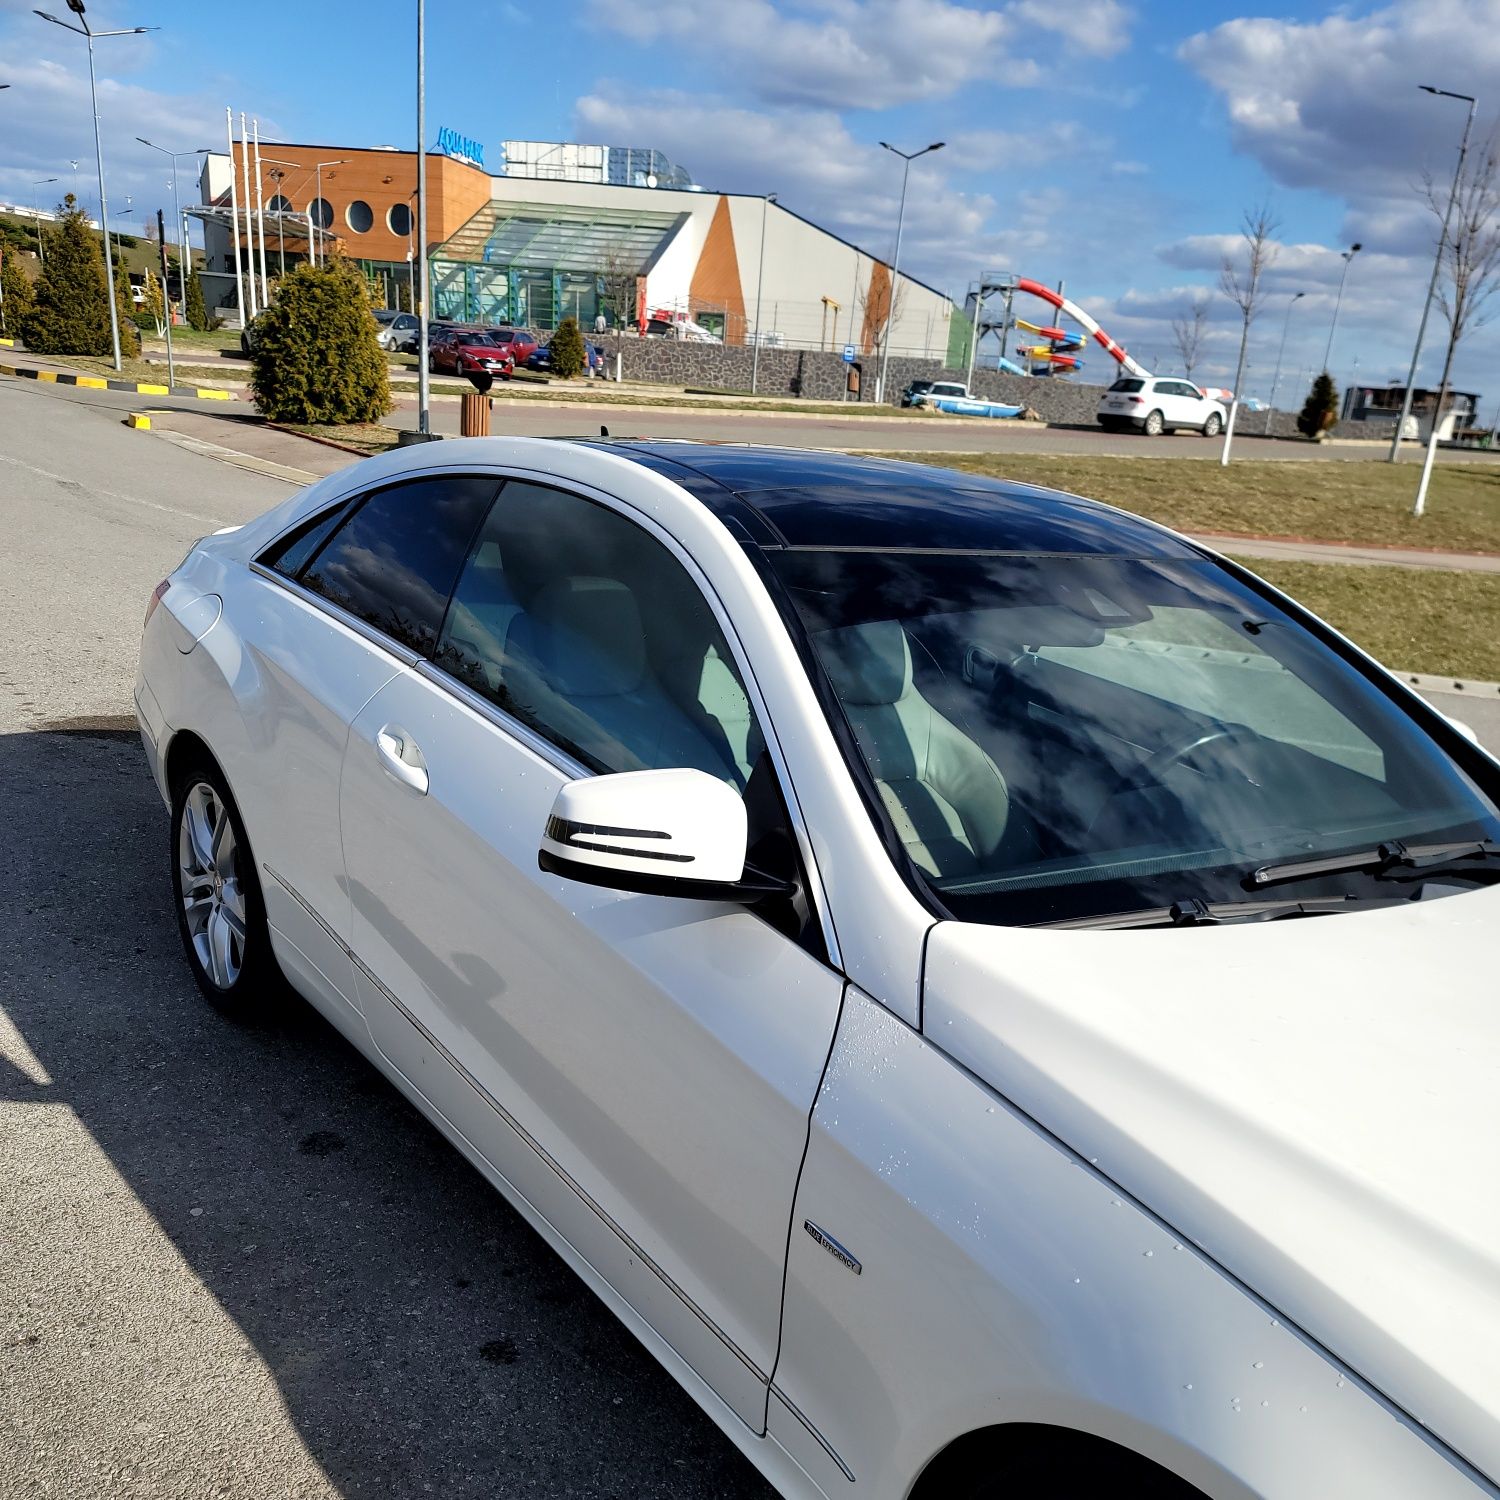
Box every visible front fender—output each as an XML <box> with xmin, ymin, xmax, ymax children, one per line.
<box><xmin>768</xmin><ymin>988</ymin><xmax>1487</xmax><ymax>1500</ymax></box>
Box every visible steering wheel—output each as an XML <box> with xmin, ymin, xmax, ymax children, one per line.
<box><xmin>1107</xmin><ymin>723</ymin><xmax>1265</xmax><ymax>798</ymax></box>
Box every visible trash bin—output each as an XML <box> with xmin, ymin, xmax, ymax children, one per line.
<box><xmin>460</xmin><ymin>392</ymin><xmax>491</xmax><ymax>437</ymax></box>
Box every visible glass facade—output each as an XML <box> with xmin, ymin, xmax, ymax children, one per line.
<box><xmin>429</xmin><ymin>198</ymin><xmax>682</xmax><ymax>329</ymax></box>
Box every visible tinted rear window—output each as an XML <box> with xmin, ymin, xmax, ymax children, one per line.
<box><xmin>297</xmin><ymin>476</ymin><xmax>500</xmax><ymax>654</ymax></box>
<box><xmin>1109</xmin><ymin>379</ymin><xmax>1144</xmax><ymax>393</ymax></box>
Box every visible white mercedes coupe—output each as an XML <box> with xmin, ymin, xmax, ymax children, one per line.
<box><xmin>136</xmin><ymin>438</ymin><xmax>1500</xmax><ymax>1499</ymax></box>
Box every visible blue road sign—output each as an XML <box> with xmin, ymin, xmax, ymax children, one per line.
<box><xmin>842</xmin><ymin>344</ymin><xmax>856</xmax><ymax>363</ymax></box>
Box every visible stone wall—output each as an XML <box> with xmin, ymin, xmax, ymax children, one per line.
<box><xmin>612</xmin><ymin>338</ymin><xmax>1112</xmax><ymax>422</ymax></box>
<box><xmin>611</xmin><ymin>340</ymin><xmax>1405</xmax><ymax>441</ymax></box>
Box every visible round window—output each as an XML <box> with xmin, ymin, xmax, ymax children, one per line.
<box><xmin>346</xmin><ymin>199</ymin><xmax>373</xmax><ymax>234</ymax></box>
<box><xmin>267</xmin><ymin>194</ymin><xmax>293</xmax><ymax>214</ymax></box>
<box><xmin>387</xmin><ymin>201</ymin><xmax>413</xmax><ymax>236</ymax></box>
<box><xmin>307</xmin><ymin>197</ymin><xmax>332</xmax><ymax>230</ymax></box>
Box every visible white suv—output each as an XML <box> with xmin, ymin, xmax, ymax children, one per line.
<box><xmin>1099</xmin><ymin>376</ymin><xmax>1225</xmax><ymax>436</ymax></box>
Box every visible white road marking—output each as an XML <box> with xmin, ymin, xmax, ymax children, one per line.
<box><xmin>0</xmin><ymin>450</ymin><xmax>223</xmax><ymax>526</ymax></box>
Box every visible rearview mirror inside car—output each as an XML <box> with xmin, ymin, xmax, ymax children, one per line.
<box><xmin>538</xmin><ymin>768</ymin><xmax>790</xmax><ymax>902</ymax></box>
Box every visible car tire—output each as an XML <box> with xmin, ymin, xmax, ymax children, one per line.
<box><xmin>1203</xmin><ymin>412</ymin><xmax>1223</xmax><ymax>437</ymax></box>
<box><xmin>1143</xmin><ymin>409</ymin><xmax>1165</xmax><ymax>436</ymax></box>
<box><xmin>170</xmin><ymin>758</ymin><xmax>284</xmax><ymax>1019</ymax></box>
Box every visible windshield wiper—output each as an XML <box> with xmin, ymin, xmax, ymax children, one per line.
<box><xmin>1038</xmin><ymin>893</ymin><xmax>1405</xmax><ymax>930</ymax></box>
<box><xmin>1247</xmin><ymin>838</ymin><xmax>1500</xmax><ymax>890</ymax></box>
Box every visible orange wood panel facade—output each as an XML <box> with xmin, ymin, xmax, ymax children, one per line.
<box><xmin>227</xmin><ymin>144</ymin><xmax>491</xmax><ymax>261</ymax></box>
<box><xmin>688</xmin><ymin>195</ymin><xmax>748</xmax><ymax>344</ymax></box>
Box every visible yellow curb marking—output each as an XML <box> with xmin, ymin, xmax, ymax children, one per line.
<box><xmin>76</xmin><ymin>376</ymin><xmax>108</xmax><ymax>389</ymax></box>
<box><xmin>37</xmin><ymin>371</ymin><xmax>57</xmax><ymax>383</ymax></box>
<box><xmin>136</xmin><ymin>383</ymin><xmax>170</xmax><ymax>395</ymax></box>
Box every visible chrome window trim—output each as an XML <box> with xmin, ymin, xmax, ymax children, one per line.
<box><xmin>248</xmin><ymin>561</ymin><xmax>425</xmax><ymax>670</ymax></box>
<box><xmin>261</xmin><ymin>861</ymin><xmax>769</xmax><ymax>1390</ymax></box>
<box><xmin>412</xmin><ymin>658</ymin><xmax>593</xmax><ymax>781</ymax></box>
<box><xmin>250</xmin><ymin>462</ymin><xmax>843</xmax><ymax>969</ymax></box>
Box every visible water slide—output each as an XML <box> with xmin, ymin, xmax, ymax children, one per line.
<box><xmin>1014</xmin><ymin>317</ymin><xmax>1085</xmax><ymax>351</ymax></box>
<box><xmin>1014</xmin><ymin>278</ymin><xmax>1149</xmax><ymax>378</ymax></box>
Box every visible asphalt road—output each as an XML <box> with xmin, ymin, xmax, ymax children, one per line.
<box><xmin>0</xmin><ymin>376</ymin><xmax>774</xmax><ymax>1500</ymax></box>
<box><xmin>1</xmin><ymin>375</ymin><xmax>1497</xmax><ymax>1500</ymax></box>
<box><xmin>22</xmin><ymin>363</ymin><xmax>1500</xmax><ymax>461</ymax></box>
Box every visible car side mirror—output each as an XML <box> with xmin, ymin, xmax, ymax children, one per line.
<box><xmin>538</xmin><ymin>768</ymin><xmax>791</xmax><ymax>902</ymax></box>
<box><xmin>1443</xmin><ymin>713</ymin><xmax>1480</xmax><ymax>745</ymax></box>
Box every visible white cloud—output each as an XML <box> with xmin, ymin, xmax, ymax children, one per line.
<box><xmin>586</xmin><ymin>0</ymin><xmax>1131</xmax><ymax>110</ymax></box>
<box><xmin>1007</xmin><ymin>0</ymin><xmax>1132</xmax><ymax>58</ymax></box>
<box><xmin>575</xmin><ymin>88</ymin><xmax>1037</xmax><ymax>290</ymax></box>
<box><xmin>0</xmin><ymin>50</ymin><xmax>254</xmax><ymax>236</ymax></box>
<box><xmin>1179</xmin><ymin>1</ymin><xmax>1500</xmax><ymax>206</ymax></box>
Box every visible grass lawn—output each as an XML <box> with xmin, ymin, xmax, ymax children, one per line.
<box><xmin>1232</xmin><ymin>557</ymin><xmax>1500</xmax><ymax>681</ymax></box>
<box><xmin>276</xmin><ymin>422</ymin><xmax>401</xmax><ymax>457</ymax></box>
<box><xmin>892</xmin><ymin>452</ymin><xmax>1500</xmax><ymax>555</ymax></box>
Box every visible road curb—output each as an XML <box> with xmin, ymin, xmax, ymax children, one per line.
<box><xmin>0</xmin><ymin>359</ymin><xmax>233</xmax><ymax>401</ymax></box>
<box><xmin>1397</xmin><ymin>671</ymin><xmax>1500</xmax><ymax>697</ymax></box>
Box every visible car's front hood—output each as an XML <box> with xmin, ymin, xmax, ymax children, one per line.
<box><xmin>925</xmin><ymin>885</ymin><xmax>1500</xmax><ymax>1483</ymax></box>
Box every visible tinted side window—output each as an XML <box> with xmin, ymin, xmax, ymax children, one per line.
<box><xmin>258</xmin><ymin>501</ymin><xmax>349</xmax><ymax>578</ymax></box>
<box><xmin>299</xmin><ymin>475</ymin><xmax>499</xmax><ymax>654</ymax></box>
<box><xmin>434</xmin><ymin>480</ymin><xmax>762</xmax><ymax>787</ymax></box>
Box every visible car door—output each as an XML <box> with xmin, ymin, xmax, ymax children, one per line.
<box><xmin>338</xmin><ymin>474</ymin><xmax>846</xmax><ymax>1431</ymax></box>
<box><xmin>1168</xmin><ymin>381</ymin><xmax>1201</xmax><ymax>427</ymax></box>
<box><xmin>241</xmin><ymin>473</ymin><xmax>500</xmax><ymax>1023</ymax></box>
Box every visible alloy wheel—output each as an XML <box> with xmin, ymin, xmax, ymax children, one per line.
<box><xmin>177</xmin><ymin>781</ymin><xmax>246</xmax><ymax>989</ymax></box>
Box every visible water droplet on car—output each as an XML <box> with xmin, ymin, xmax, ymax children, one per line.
<box><xmin>1111</xmin><ymin>1198</ymin><xmax>1122</xmax><ymax>1207</ymax></box>
<box><xmin>1252</xmin><ymin>1361</ymin><xmax>1263</xmax><ymax>1369</ymax></box>
<box><xmin>1143</xmin><ymin>1250</ymin><xmax>1154</xmax><ymax>1257</ymax></box>
<box><xmin>985</xmin><ymin>1106</ymin><xmax>995</xmax><ymax>1114</ymax></box>
<box><xmin>1182</xmin><ymin>1383</ymin><xmax>1193</xmax><ymax>1391</ymax></box>
<box><xmin>1073</xmin><ymin>1277</ymin><xmax>1081</xmax><ymax>1284</ymax></box>
<box><xmin>1335</xmin><ymin>1377</ymin><xmax>1346</xmax><ymax>1389</ymax></box>
<box><xmin>1299</xmin><ymin>1406</ymin><xmax>1308</xmax><ymax>1414</ymax></box>
<box><xmin>1261</xmin><ymin>1400</ymin><xmax>1270</xmax><ymax>1408</ymax></box>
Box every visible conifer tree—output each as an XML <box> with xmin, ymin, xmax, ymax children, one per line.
<box><xmin>1297</xmin><ymin>372</ymin><xmax>1339</xmax><ymax>440</ymax></box>
<box><xmin>0</xmin><ymin>249</ymin><xmax>34</xmax><ymax>339</ymax></box>
<box><xmin>23</xmin><ymin>195</ymin><xmax>113</xmax><ymax>355</ymax></box>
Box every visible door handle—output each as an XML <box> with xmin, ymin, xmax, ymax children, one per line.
<box><xmin>375</xmin><ymin>724</ymin><xmax>429</xmax><ymax>795</ymax></box>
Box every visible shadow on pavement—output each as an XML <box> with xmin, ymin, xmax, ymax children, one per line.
<box><xmin>0</xmin><ymin>726</ymin><xmax>773</xmax><ymax>1499</ymax></box>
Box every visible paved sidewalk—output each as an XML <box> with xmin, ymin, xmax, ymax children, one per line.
<box><xmin>1192</xmin><ymin>532</ymin><xmax>1500</xmax><ymax>574</ymax></box>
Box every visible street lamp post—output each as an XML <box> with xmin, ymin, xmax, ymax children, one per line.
<box><xmin>268</xmin><ymin>169</ymin><xmax>288</xmax><ymax>277</ymax></box>
<box><xmin>311</xmin><ymin>158</ymin><xmax>348</xmax><ymax>269</ymax></box>
<box><xmin>875</xmin><ymin>140</ymin><xmax>944</xmax><ymax>404</ymax></box>
<box><xmin>32</xmin><ymin>176</ymin><xmax>58</xmax><ymax>262</ymax></box>
<box><xmin>137</xmin><ymin>139</ymin><xmax>208</xmax><ymax>318</ymax></box>
<box><xmin>1321</xmin><ymin>243</ymin><xmax>1361</xmax><ymax>377</ymax></box>
<box><xmin>750</xmin><ymin>192</ymin><xmax>778</xmax><ymax>395</ymax></box>
<box><xmin>416</xmin><ymin>0</ymin><xmax>430</xmax><ymax>435</ymax></box>
<box><xmin>35</xmin><ymin>3</ymin><xmax>157</xmax><ymax>372</ymax></box>
<box><xmin>1266</xmin><ymin>290</ymin><xmax>1305</xmax><ymax>421</ymax></box>
<box><xmin>1393</xmin><ymin>86</ymin><xmax>1477</xmax><ymax>469</ymax></box>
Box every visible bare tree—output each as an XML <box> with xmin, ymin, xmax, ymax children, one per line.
<box><xmin>1217</xmin><ymin>201</ymin><xmax>1280</xmax><ymax>463</ymax></box>
<box><xmin>1424</xmin><ymin>126</ymin><xmax>1500</xmax><ymax>441</ymax></box>
<box><xmin>856</xmin><ymin>269</ymin><xmax>906</xmax><ymax>360</ymax></box>
<box><xmin>597</xmin><ymin>241</ymin><xmax>641</xmax><ymax>354</ymax></box>
<box><xmin>1168</xmin><ymin>292</ymin><xmax>1211</xmax><ymax>378</ymax></box>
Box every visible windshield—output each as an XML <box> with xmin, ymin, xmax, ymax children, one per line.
<box><xmin>769</xmin><ymin>548</ymin><xmax>1500</xmax><ymax>926</ymax></box>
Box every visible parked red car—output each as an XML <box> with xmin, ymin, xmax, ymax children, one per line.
<box><xmin>480</xmin><ymin>327</ymin><xmax>540</xmax><ymax>366</ymax></box>
<box><xmin>427</xmin><ymin>330</ymin><xmax>516</xmax><ymax>379</ymax></box>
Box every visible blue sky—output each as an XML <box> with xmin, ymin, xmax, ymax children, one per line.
<box><xmin>4</xmin><ymin>0</ymin><xmax>1500</xmax><ymax>399</ymax></box>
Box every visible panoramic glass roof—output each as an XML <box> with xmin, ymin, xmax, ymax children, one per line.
<box><xmin>437</xmin><ymin>200</ymin><xmax>684</xmax><ymax>271</ymax></box>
